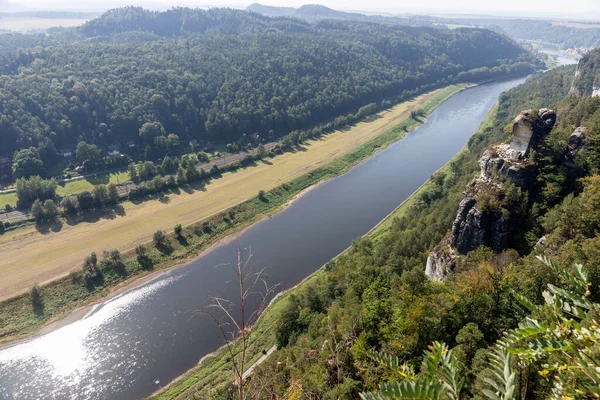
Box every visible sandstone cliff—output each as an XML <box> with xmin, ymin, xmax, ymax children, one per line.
<box><xmin>425</xmin><ymin>108</ymin><xmax>556</xmax><ymax>281</ymax></box>
<box><xmin>569</xmin><ymin>48</ymin><xmax>600</xmax><ymax>98</ymax></box>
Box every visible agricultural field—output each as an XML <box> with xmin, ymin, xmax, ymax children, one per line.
<box><xmin>0</xmin><ymin>18</ymin><xmax>89</xmax><ymax>32</ymax></box>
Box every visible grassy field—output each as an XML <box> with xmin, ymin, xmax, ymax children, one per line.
<box><xmin>0</xmin><ymin>170</ymin><xmax>131</xmax><ymax>208</ymax></box>
<box><xmin>0</xmin><ymin>86</ymin><xmax>462</xmax><ymax>301</ymax></box>
<box><xmin>0</xmin><ymin>192</ymin><xmax>17</xmax><ymax>209</ymax></box>
<box><xmin>0</xmin><ymin>18</ymin><xmax>89</xmax><ymax>32</ymax></box>
<box><xmin>0</xmin><ymin>85</ymin><xmax>464</xmax><ymax>347</ymax></box>
<box><xmin>551</xmin><ymin>21</ymin><xmax>600</xmax><ymax>29</ymax></box>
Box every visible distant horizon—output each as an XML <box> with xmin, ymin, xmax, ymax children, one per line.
<box><xmin>3</xmin><ymin>0</ymin><xmax>600</xmax><ymax>21</ymax></box>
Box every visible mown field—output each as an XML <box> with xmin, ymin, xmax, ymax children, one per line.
<box><xmin>0</xmin><ymin>86</ymin><xmax>461</xmax><ymax>301</ymax></box>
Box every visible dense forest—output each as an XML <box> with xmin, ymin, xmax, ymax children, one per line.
<box><xmin>246</xmin><ymin>3</ymin><xmax>433</xmax><ymax>27</ymax></box>
<box><xmin>0</xmin><ymin>7</ymin><xmax>539</xmax><ymax>180</ymax></box>
<box><xmin>219</xmin><ymin>53</ymin><xmax>600</xmax><ymax>398</ymax></box>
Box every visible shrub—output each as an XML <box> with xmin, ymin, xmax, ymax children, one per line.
<box><xmin>258</xmin><ymin>190</ymin><xmax>266</xmax><ymax>201</ymax></box>
<box><xmin>194</xmin><ymin>223</ymin><xmax>203</xmax><ymax>236</ymax></box>
<box><xmin>135</xmin><ymin>244</ymin><xmax>152</xmax><ymax>269</ymax></box>
<box><xmin>30</xmin><ymin>284</ymin><xmax>43</xmax><ymax>313</ymax></box>
<box><xmin>153</xmin><ymin>230</ymin><xmax>167</xmax><ymax>247</ymax></box>
<box><xmin>174</xmin><ymin>223</ymin><xmax>183</xmax><ymax>237</ymax></box>
<box><xmin>135</xmin><ymin>244</ymin><xmax>146</xmax><ymax>257</ymax></box>
<box><xmin>62</xmin><ymin>196</ymin><xmax>78</xmax><ymax>215</ymax></box>
<box><xmin>82</xmin><ymin>252</ymin><xmax>102</xmax><ymax>284</ymax></box>
<box><xmin>69</xmin><ymin>270</ymin><xmax>83</xmax><ymax>284</ymax></box>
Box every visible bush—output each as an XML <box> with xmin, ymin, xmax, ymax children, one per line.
<box><xmin>30</xmin><ymin>284</ymin><xmax>43</xmax><ymax>313</ymax></box>
<box><xmin>258</xmin><ymin>190</ymin><xmax>266</xmax><ymax>201</ymax></box>
<box><xmin>62</xmin><ymin>196</ymin><xmax>78</xmax><ymax>215</ymax></box>
<box><xmin>174</xmin><ymin>223</ymin><xmax>183</xmax><ymax>237</ymax></box>
<box><xmin>135</xmin><ymin>244</ymin><xmax>152</xmax><ymax>269</ymax></box>
<box><xmin>194</xmin><ymin>223</ymin><xmax>203</xmax><ymax>236</ymax></box>
<box><xmin>135</xmin><ymin>244</ymin><xmax>146</xmax><ymax>257</ymax></box>
<box><xmin>153</xmin><ymin>229</ymin><xmax>167</xmax><ymax>247</ymax></box>
<box><xmin>102</xmin><ymin>249</ymin><xmax>123</xmax><ymax>270</ymax></box>
<box><xmin>82</xmin><ymin>252</ymin><xmax>102</xmax><ymax>284</ymax></box>
<box><xmin>5</xmin><ymin>204</ymin><xmax>12</xmax><ymax>212</ymax></box>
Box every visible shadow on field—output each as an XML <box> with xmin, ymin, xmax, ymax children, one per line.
<box><xmin>64</xmin><ymin>204</ymin><xmax>126</xmax><ymax>226</ymax></box>
<box><xmin>36</xmin><ymin>220</ymin><xmax>64</xmax><ymax>234</ymax></box>
<box><xmin>86</xmin><ymin>173</ymin><xmax>110</xmax><ymax>185</ymax></box>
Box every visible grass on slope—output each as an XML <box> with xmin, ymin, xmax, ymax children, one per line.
<box><xmin>0</xmin><ymin>84</ymin><xmax>464</xmax><ymax>346</ymax></box>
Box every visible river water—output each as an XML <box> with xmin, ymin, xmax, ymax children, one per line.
<box><xmin>0</xmin><ymin>76</ymin><xmax>527</xmax><ymax>400</ymax></box>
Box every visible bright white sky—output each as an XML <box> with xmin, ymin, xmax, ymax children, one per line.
<box><xmin>5</xmin><ymin>0</ymin><xmax>600</xmax><ymax>20</ymax></box>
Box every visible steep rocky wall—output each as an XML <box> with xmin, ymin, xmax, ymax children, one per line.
<box><xmin>425</xmin><ymin>108</ymin><xmax>556</xmax><ymax>281</ymax></box>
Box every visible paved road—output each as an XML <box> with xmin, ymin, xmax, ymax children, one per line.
<box><xmin>241</xmin><ymin>345</ymin><xmax>277</xmax><ymax>381</ymax></box>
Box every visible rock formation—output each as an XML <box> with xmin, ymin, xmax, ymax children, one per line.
<box><xmin>564</xmin><ymin>127</ymin><xmax>589</xmax><ymax>167</ymax></box>
<box><xmin>425</xmin><ymin>108</ymin><xmax>556</xmax><ymax>281</ymax></box>
<box><xmin>569</xmin><ymin>48</ymin><xmax>600</xmax><ymax>98</ymax></box>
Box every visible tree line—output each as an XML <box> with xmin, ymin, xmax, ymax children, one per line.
<box><xmin>0</xmin><ymin>6</ymin><xmax>540</xmax><ymax>181</ymax></box>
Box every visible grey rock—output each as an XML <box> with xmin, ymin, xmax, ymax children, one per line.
<box><xmin>425</xmin><ymin>236</ymin><xmax>457</xmax><ymax>281</ymax></box>
<box><xmin>565</xmin><ymin>127</ymin><xmax>589</xmax><ymax>166</ymax></box>
<box><xmin>535</xmin><ymin>235</ymin><xmax>547</xmax><ymax>249</ymax></box>
<box><xmin>424</xmin><ymin>108</ymin><xmax>556</xmax><ymax>281</ymax></box>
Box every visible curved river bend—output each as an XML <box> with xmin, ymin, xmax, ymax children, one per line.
<box><xmin>0</xmin><ymin>77</ymin><xmax>526</xmax><ymax>400</ymax></box>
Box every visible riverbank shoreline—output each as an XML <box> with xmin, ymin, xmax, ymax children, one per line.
<box><xmin>0</xmin><ymin>84</ymin><xmax>467</xmax><ymax>348</ymax></box>
<box><xmin>151</xmin><ymin>93</ymin><xmax>504</xmax><ymax>400</ymax></box>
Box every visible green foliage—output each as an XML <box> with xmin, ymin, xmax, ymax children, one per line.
<box><xmin>0</xmin><ymin>6</ymin><xmax>535</xmax><ymax>174</ymax></box>
<box><xmin>153</xmin><ymin>229</ymin><xmax>167</xmax><ymax>247</ymax></box>
<box><xmin>75</xmin><ymin>141</ymin><xmax>102</xmax><ymax>166</ymax></box>
<box><xmin>361</xmin><ymin>342</ymin><xmax>464</xmax><ymax>400</ymax></box>
<box><xmin>15</xmin><ymin>176</ymin><xmax>57</xmax><ymax>206</ymax></box>
<box><xmin>12</xmin><ymin>147</ymin><xmax>45</xmax><ymax>179</ymax></box>
<box><xmin>174</xmin><ymin>223</ymin><xmax>183</xmax><ymax>237</ymax></box>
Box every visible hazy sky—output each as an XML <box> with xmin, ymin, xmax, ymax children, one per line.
<box><xmin>6</xmin><ymin>0</ymin><xmax>600</xmax><ymax>19</ymax></box>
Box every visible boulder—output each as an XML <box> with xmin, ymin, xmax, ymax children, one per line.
<box><xmin>565</xmin><ymin>127</ymin><xmax>589</xmax><ymax>166</ymax></box>
<box><xmin>425</xmin><ymin>236</ymin><xmax>457</xmax><ymax>281</ymax></box>
<box><xmin>508</xmin><ymin>109</ymin><xmax>556</xmax><ymax>158</ymax></box>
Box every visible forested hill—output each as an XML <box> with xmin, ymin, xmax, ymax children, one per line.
<box><xmin>0</xmin><ymin>7</ymin><xmax>538</xmax><ymax>177</ymax></box>
<box><xmin>235</xmin><ymin>53</ymin><xmax>600</xmax><ymax>398</ymax></box>
<box><xmin>246</xmin><ymin>3</ymin><xmax>431</xmax><ymax>27</ymax></box>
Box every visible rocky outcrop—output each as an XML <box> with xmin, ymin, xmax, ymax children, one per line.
<box><xmin>509</xmin><ymin>108</ymin><xmax>556</xmax><ymax>157</ymax></box>
<box><xmin>564</xmin><ymin>127</ymin><xmax>589</xmax><ymax>166</ymax></box>
<box><xmin>425</xmin><ymin>236</ymin><xmax>457</xmax><ymax>282</ymax></box>
<box><xmin>569</xmin><ymin>48</ymin><xmax>600</xmax><ymax>97</ymax></box>
<box><xmin>425</xmin><ymin>108</ymin><xmax>556</xmax><ymax>281</ymax></box>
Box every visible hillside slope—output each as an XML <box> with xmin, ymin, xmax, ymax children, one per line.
<box><xmin>0</xmin><ymin>7</ymin><xmax>538</xmax><ymax>177</ymax></box>
<box><xmin>227</xmin><ymin>53</ymin><xmax>600</xmax><ymax>398</ymax></box>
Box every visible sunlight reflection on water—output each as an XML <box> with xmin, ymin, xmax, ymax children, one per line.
<box><xmin>0</xmin><ymin>275</ymin><xmax>180</xmax><ymax>399</ymax></box>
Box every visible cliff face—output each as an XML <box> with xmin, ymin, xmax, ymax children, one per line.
<box><xmin>569</xmin><ymin>48</ymin><xmax>600</xmax><ymax>98</ymax></box>
<box><xmin>425</xmin><ymin>108</ymin><xmax>556</xmax><ymax>281</ymax></box>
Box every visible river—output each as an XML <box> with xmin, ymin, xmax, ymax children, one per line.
<box><xmin>0</xmin><ymin>76</ymin><xmax>527</xmax><ymax>400</ymax></box>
